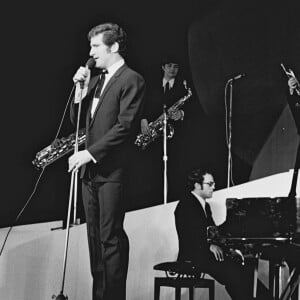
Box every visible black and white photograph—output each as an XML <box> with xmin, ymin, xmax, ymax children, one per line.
<box><xmin>0</xmin><ymin>0</ymin><xmax>299</xmax><ymax>299</ymax></box>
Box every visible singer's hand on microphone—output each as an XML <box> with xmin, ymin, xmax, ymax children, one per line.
<box><xmin>73</xmin><ymin>66</ymin><xmax>91</xmax><ymax>88</ymax></box>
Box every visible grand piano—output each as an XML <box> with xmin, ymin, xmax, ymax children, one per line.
<box><xmin>209</xmin><ymin>205</ymin><xmax>299</xmax><ymax>299</ymax></box>
<box><xmin>208</xmin><ymin>148</ymin><xmax>300</xmax><ymax>299</ymax></box>
<box><xmin>208</xmin><ymin>192</ymin><xmax>300</xmax><ymax>299</ymax></box>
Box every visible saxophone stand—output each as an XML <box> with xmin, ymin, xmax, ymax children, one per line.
<box><xmin>162</xmin><ymin>103</ymin><xmax>168</xmax><ymax>204</ymax></box>
<box><xmin>52</xmin><ymin>87</ymin><xmax>84</xmax><ymax>300</ymax></box>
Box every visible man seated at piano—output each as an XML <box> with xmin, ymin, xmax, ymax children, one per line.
<box><xmin>174</xmin><ymin>168</ymin><xmax>271</xmax><ymax>300</ymax></box>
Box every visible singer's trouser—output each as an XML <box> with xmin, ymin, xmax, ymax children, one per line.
<box><xmin>82</xmin><ymin>180</ymin><xmax>129</xmax><ymax>300</ymax></box>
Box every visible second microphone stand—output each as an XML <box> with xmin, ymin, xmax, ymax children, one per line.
<box><xmin>226</xmin><ymin>79</ymin><xmax>233</xmax><ymax>188</ymax></box>
<box><xmin>225</xmin><ymin>73</ymin><xmax>245</xmax><ymax>188</ymax></box>
<box><xmin>162</xmin><ymin>104</ymin><xmax>168</xmax><ymax>204</ymax></box>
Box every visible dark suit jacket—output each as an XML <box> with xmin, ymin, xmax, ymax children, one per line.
<box><xmin>71</xmin><ymin>64</ymin><xmax>145</xmax><ymax>182</ymax></box>
<box><xmin>174</xmin><ymin>192</ymin><xmax>216</xmax><ymax>264</ymax></box>
<box><xmin>143</xmin><ymin>78</ymin><xmax>186</xmax><ymax>121</ymax></box>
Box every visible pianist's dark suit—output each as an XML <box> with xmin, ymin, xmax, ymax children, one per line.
<box><xmin>175</xmin><ymin>192</ymin><xmax>254</xmax><ymax>300</ymax></box>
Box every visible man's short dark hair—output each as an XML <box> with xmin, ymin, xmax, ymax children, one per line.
<box><xmin>161</xmin><ymin>56</ymin><xmax>180</xmax><ymax>67</ymax></box>
<box><xmin>88</xmin><ymin>22</ymin><xmax>127</xmax><ymax>54</ymax></box>
<box><xmin>187</xmin><ymin>168</ymin><xmax>210</xmax><ymax>192</ymax></box>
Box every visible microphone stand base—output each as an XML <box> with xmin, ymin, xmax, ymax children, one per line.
<box><xmin>51</xmin><ymin>219</ymin><xmax>81</xmax><ymax>231</ymax></box>
<box><xmin>52</xmin><ymin>292</ymin><xmax>68</xmax><ymax>300</ymax></box>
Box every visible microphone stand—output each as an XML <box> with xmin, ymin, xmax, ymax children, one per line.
<box><xmin>225</xmin><ymin>74</ymin><xmax>245</xmax><ymax>187</ymax></box>
<box><xmin>226</xmin><ymin>79</ymin><xmax>233</xmax><ymax>188</ymax></box>
<box><xmin>162</xmin><ymin>104</ymin><xmax>168</xmax><ymax>204</ymax></box>
<box><xmin>72</xmin><ymin>87</ymin><xmax>83</xmax><ymax>225</ymax></box>
<box><xmin>52</xmin><ymin>86</ymin><xmax>84</xmax><ymax>300</ymax></box>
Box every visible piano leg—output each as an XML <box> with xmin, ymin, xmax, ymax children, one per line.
<box><xmin>279</xmin><ymin>267</ymin><xmax>300</xmax><ymax>300</ymax></box>
<box><xmin>253</xmin><ymin>256</ymin><xmax>259</xmax><ymax>299</ymax></box>
<box><xmin>268</xmin><ymin>259</ymin><xmax>285</xmax><ymax>300</ymax></box>
<box><xmin>274</xmin><ymin>264</ymin><xmax>281</xmax><ymax>300</ymax></box>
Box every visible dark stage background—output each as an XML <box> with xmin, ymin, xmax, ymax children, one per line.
<box><xmin>1</xmin><ymin>0</ymin><xmax>300</xmax><ymax>228</ymax></box>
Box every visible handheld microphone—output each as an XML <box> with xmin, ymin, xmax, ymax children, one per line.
<box><xmin>77</xmin><ymin>58</ymin><xmax>95</xmax><ymax>89</ymax></box>
<box><xmin>85</xmin><ymin>57</ymin><xmax>95</xmax><ymax>69</ymax></box>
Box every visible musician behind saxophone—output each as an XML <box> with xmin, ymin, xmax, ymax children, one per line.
<box><xmin>140</xmin><ymin>56</ymin><xmax>186</xmax><ymax>136</ymax></box>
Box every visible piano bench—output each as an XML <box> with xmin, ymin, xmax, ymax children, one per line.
<box><xmin>153</xmin><ymin>261</ymin><xmax>215</xmax><ymax>300</ymax></box>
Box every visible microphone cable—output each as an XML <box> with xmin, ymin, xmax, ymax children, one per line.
<box><xmin>0</xmin><ymin>167</ymin><xmax>46</xmax><ymax>256</ymax></box>
<box><xmin>53</xmin><ymin>84</ymin><xmax>76</xmax><ymax>141</ymax></box>
<box><xmin>0</xmin><ymin>84</ymin><xmax>76</xmax><ymax>257</ymax></box>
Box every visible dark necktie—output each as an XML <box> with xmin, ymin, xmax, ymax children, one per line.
<box><xmin>205</xmin><ymin>203</ymin><xmax>211</xmax><ymax>219</ymax></box>
<box><xmin>94</xmin><ymin>70</ymin><xmax>107</xmax><ymax>98</ymax></box>
<box><xmin>164</xmin><ymin>81</ymin><xmax>170</xmax><ymax>94</ymax></box>
<box><xmin>91</xmin><ymin>70</ymin><xmax>107</xmax><ymax>117</ymax></box>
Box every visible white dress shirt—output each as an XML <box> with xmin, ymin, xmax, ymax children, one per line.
<box><xmin>90</xmin><ymin>59</ymin><xmax>125</xmax><ymax>116</ymax></box>
<box><xmin>162</xmin><ymin>78</ymin><xmax>175</xmax><ymax>92</ymax></box>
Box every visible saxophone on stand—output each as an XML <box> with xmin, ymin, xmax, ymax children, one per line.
<box><xmin>135</xmin><ymin>81</ymin><xmax>192</xmax><ymax>149</ymax></box>
<box><xmin>32</xmin><ymin>128</ymin><xmax>86</xmax><ymax>169</ymax></box>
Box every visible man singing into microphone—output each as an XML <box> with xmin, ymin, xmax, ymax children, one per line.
<box><xmin>69</xmin><ymin>22</ymin><xmax>145</xmax><ymax>300</ymax></box>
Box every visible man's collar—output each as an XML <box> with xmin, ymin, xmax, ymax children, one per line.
<box><xmin>106</xmin><ymin>58</ymin><xmax>125</xmax><ymax>75</ymax></box>
<box><xmin>162</xmin><ymin>78</ymin><xmax>175</xmax><ymax>87</ymax></box>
